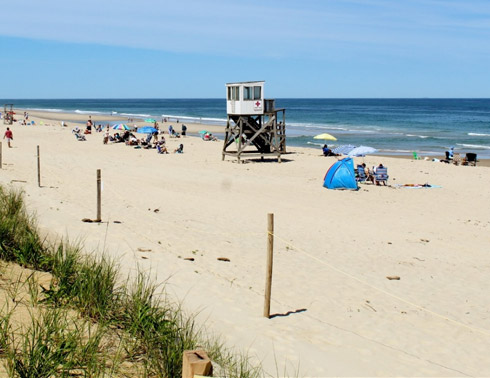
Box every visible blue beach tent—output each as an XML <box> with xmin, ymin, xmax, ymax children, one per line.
<box><xmin>323</xmin><ymin>158</ymin><xmax>359</xmax><ymax>190</ymax></box>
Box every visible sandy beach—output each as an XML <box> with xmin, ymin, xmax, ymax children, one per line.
<box><xmin>1</xmin><ymin>110</ymin><xmax>490</xmax><ymax>376</ymax></box>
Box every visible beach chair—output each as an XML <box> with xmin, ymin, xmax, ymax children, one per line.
<box><xmin>375</xmin><ymin>167</ymin><xmax>389</xmax><ymax>185</ymax></box>
<box><xmin>356</xmin><ymin>165</ymin><xmax>367</xmax><ymax>183</ymax></box>
<box><xmin>142</xmin><ymin>133</ymin><xmax>153</xmax><ymax>147</ymax></box>
<box><xmin>465</xmin><ymin>153</ymin><xmax>477</xmax><ymax>166</ymax></box>
<box><xmin>74</xmin><ymin>133</ymin><xmax>86</xmax><ymax>141</ymax></box>
<box><xmin>412</xmin><ymin>151</ymin><xmax>421</xmax><ymax>160</ymax></box>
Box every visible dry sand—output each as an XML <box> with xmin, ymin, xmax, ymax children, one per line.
<box><xmin>1</xmin><ymin>111</ymin><xmax>490</xmax><ymax>377</ymax></box>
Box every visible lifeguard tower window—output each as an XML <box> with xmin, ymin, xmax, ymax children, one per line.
<box><xmin>228</xmin><ymin>86</ymin><xmax>240</xmax><ymax>101</ymax></box>
<box><xmin>244</xmin><ymin>86</ymin><xmax>261</xmax><ymax>101</ymax></box>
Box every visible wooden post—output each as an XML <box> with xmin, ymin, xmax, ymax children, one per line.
<box><xmin>264</xmin><ymin>213</ymin><xmax>274</xmax><ymax>318</ymax></box>
<box><xmin>37</xmin><ymin>145</ymin><xmax>41</xmax><ymax>187</ymax></box>
<box><xmin>96</xmin><ymin>169</ymin><xmax>101</xmax><ymax>222</ymax></box>
<box><xmin>182</xmin><ymin>350</ymin><xmax>213</xmax><ymax>378</ymax></box>
<box><xmin>0</xmin><ymin>142</ymin><xmax>2</xmax><ymax>169</ymax></box>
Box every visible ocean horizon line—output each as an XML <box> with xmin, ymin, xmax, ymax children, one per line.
<box><xmin>2</xmin><ymin>97</ymin><xmax>490</xmax><ymax>101</ymax></box>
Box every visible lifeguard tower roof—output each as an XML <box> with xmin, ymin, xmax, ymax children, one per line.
<box><xmin>226</xmin><ymin>81</ymin><xmax>265</xmax><ymax>116</ymax></box>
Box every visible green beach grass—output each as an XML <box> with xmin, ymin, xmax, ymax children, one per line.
<box><xmin>0</xmin><ymin>185</ymin><xmax>263</xmax><ymax>377</ymax></box>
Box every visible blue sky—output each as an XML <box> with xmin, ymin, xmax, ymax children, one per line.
<box><xmin>0</xmin><ymin>0</ymin><xmax>489</xmax><ymax>98</ymax></box>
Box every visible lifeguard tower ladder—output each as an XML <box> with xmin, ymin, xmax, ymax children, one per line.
<box><xmin>3</xmin><ymin>104</ymin><xmax>13</xmax><ymax>125</ymax></box>
<box><xmin>222</xmin><ymin>81</ymin><xmax>286</xmax><ymax>163</ymax></box>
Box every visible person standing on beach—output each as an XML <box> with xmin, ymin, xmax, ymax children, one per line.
<box><xmin>4</xmin><ymin>127</ymin><xmax>13</xmax><ymax>148</ymax></box>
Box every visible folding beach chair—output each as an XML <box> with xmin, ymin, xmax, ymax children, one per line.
<box><xmin>465</xmin><ymin>153</ymin><xmax>477</xmax><ymax>166</ymax></box>
<box><xmin>412</xmin><ymin>151</ymin><xmax>421</xmax><ymax>160</ymax></box>
<box><xmin>356</xmin><ymin>165</ymin><xmax>367</xmax><ymax>183</ymax></box>
<box><xmin>74</xmin><ymin>133</ymin><xmax>86</xmax><ymax>141</ymax></box>
<box><xmin>375</xmin><ymin>167</ymin><xmax>389</xmax><ymax>185</ymax></box>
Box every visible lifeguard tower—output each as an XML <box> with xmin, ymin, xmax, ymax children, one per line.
<box><xmin>222</xmin><ymin>81</ymin><xmax>286</xmax><ymax>163</ymax></box>
<box><xmin>3</xmin><ymin>104</ymin><xmax>14</xmax><ymax>125</ymax></box>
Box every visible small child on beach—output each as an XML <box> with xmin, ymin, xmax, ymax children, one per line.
<box><xmin>174</xmin><ymin>144</ymin><xmax>184</xmax><ymax>153</ymax></box>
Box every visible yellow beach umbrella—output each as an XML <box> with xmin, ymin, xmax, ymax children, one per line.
<box><xmin>313</xmin><ymin>133</ymin><xmax>337</xmax><ymax>141</ymax></box>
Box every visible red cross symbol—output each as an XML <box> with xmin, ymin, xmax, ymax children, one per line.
<box><xmin>255</xmin><ymin>101</ymin><xmax>261</xmax><ymax>107</ymax></box>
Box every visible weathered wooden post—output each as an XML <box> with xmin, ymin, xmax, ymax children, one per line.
<box><xmin>182</xmin><ymin>350</ymin><xmax>213</xmax><ymax>378</ymax></box>
<box><xmin>264</xmin><ymin>213</ymin><xmax>274</xmax><ymax>318</ymax></box>
<box><xmin>37</xmin><ymin>145</ymin><xmax>41</xmax><ymax>187</ymax></box>
<box><xmin>96</xmin><ymin>169</ymin><xmax>101</xmax><ymax>222</ymax></box>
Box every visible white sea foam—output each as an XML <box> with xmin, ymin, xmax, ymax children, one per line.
<box><xmin>356</xmin><ymin>129</ymin><xmax>376</xmax><ymax>133</ymax></box>
<box><xmin>28</xmin><ymin>108</ymin><xmax>64</xmax><ymax>112</ymax></box>
<box><xmin>288</xmin><ymin>122</ymin><xmax>349</xmax><ymax>131</ymax></box>
<box><xmin>457</xmin><ymin>143</ymin><xmax>490</xmax><ymax>150</ymax></box>
<box><xmin>468</xmin><ymin>132</ymin><xmax>490</xmax><ymax>137</ymax></box>
<box><xmin>161</xmin><ymin>114</ymin><xmax>227</xmax><ymax>124</ymax></box>
<box><xmin>120</xmin><ymin>113</ymin><xmax>152</xmax><ymax>118</ymax></box>
<box><xmin>378</xmin><ymin>148</ymin><xmax>414</xmax><ymax>153</ymax></box>
<box><xmin>406</xmin><ymin>134</ymin><xmax>429</xmax><ymax>139</ymax></box>
<box><xmin>75</xmin><ymin>109</ymin><xmax>103</xmax><ymax>115</ymax></box>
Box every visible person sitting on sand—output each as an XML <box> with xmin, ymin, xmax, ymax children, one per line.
<box><xmin>126</xmin><ymin>133</ymin><xmax>139</xmax><ymax>146</ymax></box>
<box><xmin>157</xmin><ymin>144</ymin><xmax>168</xmax><ymax>154</ymax></box>
<box><xmin>322</xmin><ymin>144</ymin><xmax>331</xmax><ymax>156</ymax></box>
<box><xmin>203</xmin><ymin>132</ymin><xmax>218</xmax><ymax>141</ymax></box>
<box><xmin>174</xmin><ymin>144</ymin><xmax>184</xmax><ymax>153</ymax></box>
<box><xmin>445</xmin><ymin>146</ymin><xmax>454</xmax><ymax>161</ymax></box>
<box><xmin>85</xmin><ymin>118</ymin><xmax>92</xmax><ymax>134</ymax></box>
<box><xmin>121</xmin><ymin>130</ymin><xmax>131</xmax><ymax>142</ymax></box>
<box><xmin>169</xmin><ymin>128</ymin><xmax>180</xmax><ymax>138</ymax></box>
<box><xmin>113</xmin><ymin>132</ymin><xmax>123</xmax><ymax>143</ymax></box>
<box><xmin>155</xmin><ymin>135</ymin><xmax>166</xmax><ymax>146</ymax></box>
<box><xmin>322</xmin><ymin>144</ymin><xmax>339</xmax><ymax>156</ymax></box>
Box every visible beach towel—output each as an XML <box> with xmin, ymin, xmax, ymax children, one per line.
<box><xmin>395</xmin><ymin>184</ymin><xmax>442</xmax><ymax>189</ymax></box>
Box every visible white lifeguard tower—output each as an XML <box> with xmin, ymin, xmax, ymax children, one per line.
<box><xmin>3</xmin><ymin>104</ymin><xmax>14</xmax><ymax>125</ymax></box>
<box><xmin>222</xmin><ymin>81</ymin><xmax>286</xmax><ymax>163</ymax></box>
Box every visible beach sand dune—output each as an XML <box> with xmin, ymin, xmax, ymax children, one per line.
<box><xmin>1</xmin><ymin>112</ymin><xmax>490</xmax><ymax>376</ymax></box>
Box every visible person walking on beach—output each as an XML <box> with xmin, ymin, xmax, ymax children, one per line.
<box><xmin>4</xmin><ymin>127</ymin><xmax>13</xmax><ymax>148</ymax></box>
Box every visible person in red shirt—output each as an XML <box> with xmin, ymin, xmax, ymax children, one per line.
<box><xmin>3</xmin><ymin>127</ymin><xmax>13</xmax><ymax>148</ymax></box>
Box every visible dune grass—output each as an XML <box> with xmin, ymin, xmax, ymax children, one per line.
<box><xmin>0</xmin><ymin>185</ymin><xmax>263</xmax><ymax>377</ymax></box>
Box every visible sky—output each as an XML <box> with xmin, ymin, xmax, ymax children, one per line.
<box><xmin>0</xmin><ymin>0</ymin><xmax>489</xmax><ymax>98</ymax></box>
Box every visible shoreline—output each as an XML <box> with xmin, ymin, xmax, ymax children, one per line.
<box><xmin>11</xmin><ymin>108</ymin><xmax>490</xmax><ymax>166</ymax></box>
<box><xmin>12</xmin><ymin>108</ymin><xmax>227</xmax><ymax>135</ymax></box>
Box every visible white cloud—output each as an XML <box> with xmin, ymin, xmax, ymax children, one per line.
<box><xmin>1</xmin><ymin>0</ymin><xmax>489</xmax><ymax>60</ymax></box>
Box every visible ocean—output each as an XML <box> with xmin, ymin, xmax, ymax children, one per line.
<box><xmin>3</xmin><ymin>98</ymin><xmax>490</xmax><ymax>158</ymax></box>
